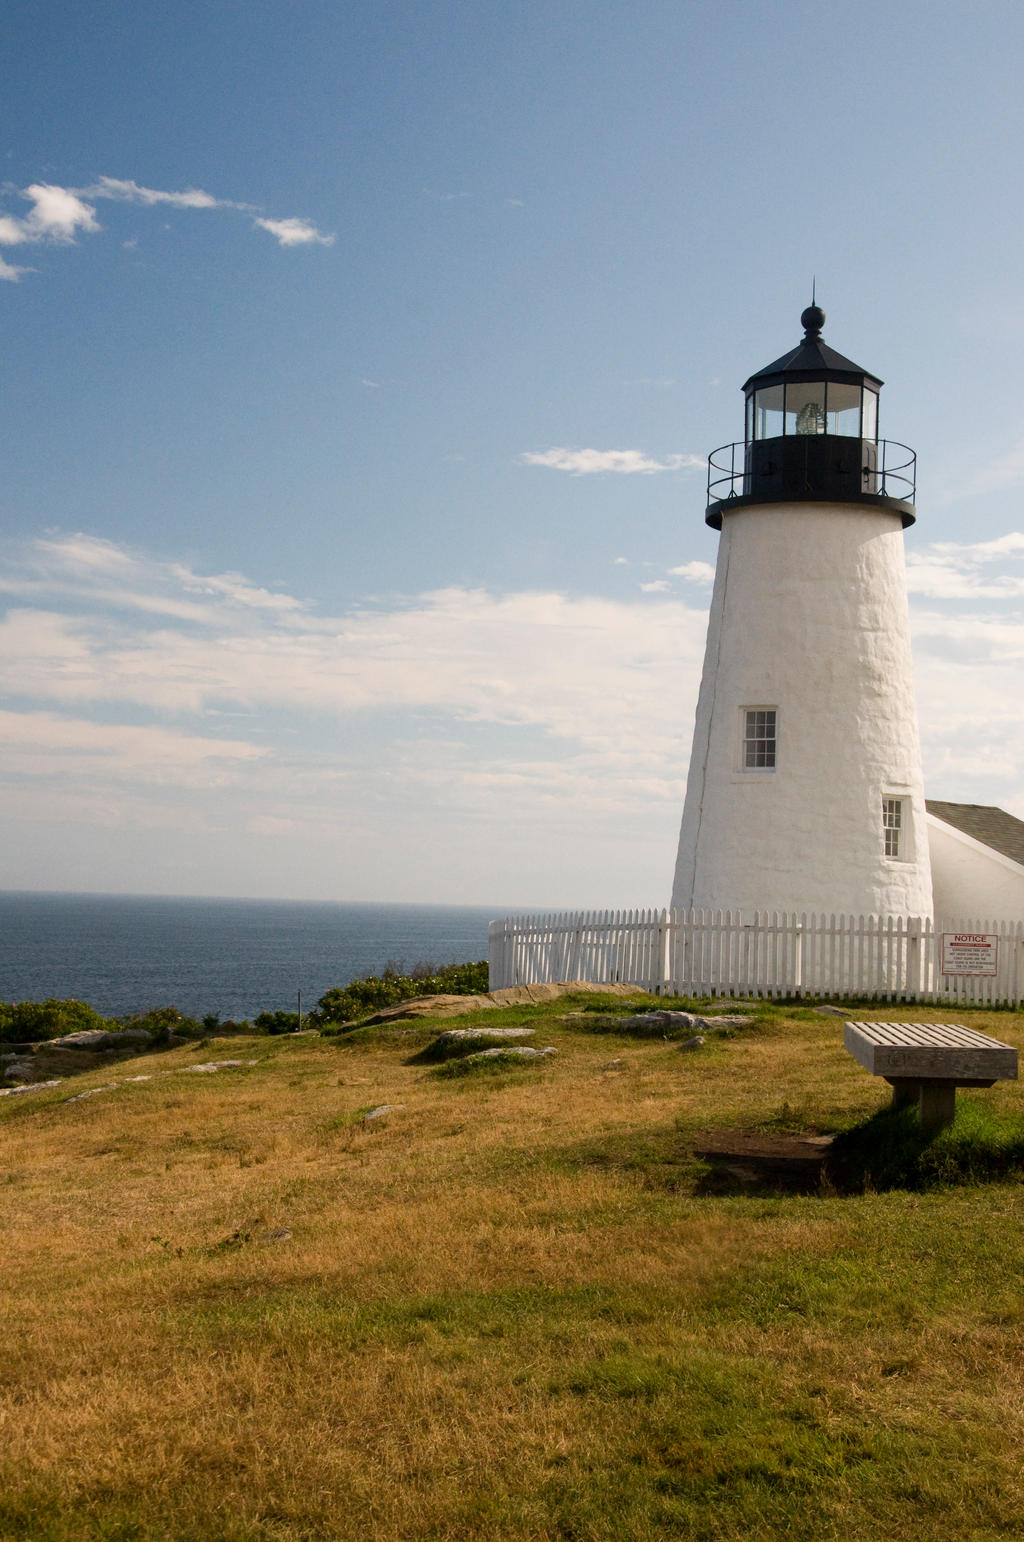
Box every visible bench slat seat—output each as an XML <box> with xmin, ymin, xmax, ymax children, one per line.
<box><xmin>845</xmin><ymin>1021</ymin><xmax>1017</xmax><ymax>1081</ymax></box>
<box><xmin>844</xmin><ymin>1021</ymin><xmax>1018</xmax><ymax>1132</ymax></box>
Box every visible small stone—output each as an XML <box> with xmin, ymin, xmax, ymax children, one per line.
<box><xmin>64</xmin><ymin>1083</ymin><xmax>119</xmax><ymax>1103</ymax></box>
<box><xmin>3</xmin><ymin>1061</ymin><xmax>34</xmax><ymax>1082</ymax></box>
<box><xmin>362</xmin><ymin>1104</ymin><xmax>394</xmax><ymax>1122</ymax></box>
<box><xmin>184</xmin><ymin>1060</ymin><xmax>245</xmax><ymax>1073</ymax></box>
<box><xmin>602</xmin><ymin>1057</ymin><xmax>624</xmax><ymax>1070</ymax></box>
<box><xmin>0</xmin><ymin>1079</ymin><xmax>60</xmax><ymax>1098</ymax></box>
<box><xmin>677</xmin><ymin>1035</ymin><xmax>705</xmax><ymax>1051</ymax></box>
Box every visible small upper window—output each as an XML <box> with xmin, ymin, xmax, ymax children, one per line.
<box><xmin>743</xmin><ymin>708</ymin><xmax>777</xmax><ymax>770</ymax></box>
<box><xmin>882</xmin><ymin>797</ymin><xmax>903</xmax><ymax>858</ymax></box>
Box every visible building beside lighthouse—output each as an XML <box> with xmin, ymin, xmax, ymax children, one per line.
<box><xmin>671</xmin><ymin>304</ymin><xmax>934</xmax><ymax>920</ymax></box>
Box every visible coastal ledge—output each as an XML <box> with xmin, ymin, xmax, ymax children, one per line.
<box><xmin>350</xmin><ymin>980</ymin><xmax>644</xmax><ymax>1028</ymax></box>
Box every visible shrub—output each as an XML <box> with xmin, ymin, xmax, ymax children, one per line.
<box><xmin>0</xmin><ymin>998</ymin><xmax>109</xmax><ymax>1044</ymax></box>
<box><xmin>116</xmin><ymin>1006</ymin><xmax>202</xmax><ymax>1043</ymax></box>
<box><xmin>314</xmin><ymin>960</ymin><xmax>489</xmax><ymax>1028</ymax></box>
<box><xmin>255</xmin><ymin>1010</ymin><xmax>301</xmax><ymax>1034</ymax></box>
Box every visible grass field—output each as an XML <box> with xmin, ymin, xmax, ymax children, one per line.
<box><xmin>2</xmin><ymin>994</ymin><xmax>1023</xmax><ymax>1541</ymax></box>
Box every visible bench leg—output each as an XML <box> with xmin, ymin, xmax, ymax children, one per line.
<box><xmin>888</xmin><ymin>1079</ymin><xmax>920</xmax><ymax>1112</ymax></box>
<box><xmin>918</xmin><ymin>1081</ymin><xmax>957</xmax><ymax>1134</ymax></box>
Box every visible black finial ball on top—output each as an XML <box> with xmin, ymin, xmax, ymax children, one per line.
<box><xmin>801</xmin><ymin>303</ymin><xmax>825</xmax><ymax>337</ymax></box>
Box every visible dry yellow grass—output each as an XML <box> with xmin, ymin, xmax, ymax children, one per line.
<box><xmin>2</xmin><ymin>1003</ymin><xmax>1023</xmax><ymax>1540</ymax></box>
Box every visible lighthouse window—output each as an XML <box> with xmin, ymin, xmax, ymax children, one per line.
<box><xmin>826</xmin><ymin>382</ymin><xmax>862</xmax><ymax>437</ymax></box>
<box><xmin>882</xmin><ymin>797</ymin><xmax>904</xmax><ymax>858</ymax></box>
<box><xmin>784</xmin><ymin>382</ymin><xmax>826</xmax><ymax>436</ymax></box>
<box><xmin>743</xmin><ymin>709</ymin><xmax>777</xmax><ymax>770</ymax></box>
<box><xmin>754</xmin><ymin>385</ymin><xmax>784</xmax><ymax>439</ymax></box>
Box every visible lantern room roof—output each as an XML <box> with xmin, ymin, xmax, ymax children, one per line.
<box><xmin>742</xmin><ymin>306</ymin><xmax>883</xmax><ymax>393</ymax></box>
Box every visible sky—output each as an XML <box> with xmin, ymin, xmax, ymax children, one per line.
<box><xmin>2</xmin><ymin>0</ymin><xmax>1024</xmax><ymax>906</ymax></box>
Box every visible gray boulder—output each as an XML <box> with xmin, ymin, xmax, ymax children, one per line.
<box><xmin>613</xmin><ymin>1010</ymin><xmax>701</xmax><ymax>1030</ymax></box>
<box><xmin>51</xmin><ymin>1028</ymin><xmax>153</xmax><ymax>1051</ymax></box>
<box><xmin>466</xmin><ymin>1045</ymin><xmax>556</xmax><ymax>1062</ymax></box>
<box><xmin>3</xmin><ymin>1060</ymin><xmax>34</xmax><ymax>1081</ymax></box>
<box><xmin>434</xmin><ymin>1026</ymin><xmax>535</xmax><ymax>1048</ymax></box>
<box><xmin>677</xmin><ymin>1035</ymin><xmax>705</xmax><ymax>1051</ymax></box>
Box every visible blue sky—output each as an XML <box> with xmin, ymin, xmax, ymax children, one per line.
<box><xmin>2</xmin><ymin>0</ymin><xmax>1023</xmax><ymax>903</ymax></box>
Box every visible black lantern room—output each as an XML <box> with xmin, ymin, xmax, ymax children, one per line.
<box><xmin>705</xmin><ymin>305</ymin><xmax>916</xmax><ymax>528</ymax></box>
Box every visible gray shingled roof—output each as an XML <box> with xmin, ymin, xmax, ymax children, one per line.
<box><xmin>926</xmin><ymin>801</ymin><xmax>1024</xmax><ymax>869</ymax></box>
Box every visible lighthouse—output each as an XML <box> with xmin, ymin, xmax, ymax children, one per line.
<box><xmin>671</xmin><ymin>304</ymin><xmax>933</xmax><ymax>921</ymax></box>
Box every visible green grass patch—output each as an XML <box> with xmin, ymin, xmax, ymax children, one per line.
<box><xmin>828</xmin><ymin>1097</ymin><xmax>1024</xmax><ymax>1191</ymax></box>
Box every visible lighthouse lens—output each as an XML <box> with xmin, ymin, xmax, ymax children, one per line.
<box><xmin>785</xmin><ymin>381</ymin><xmax>826</xmax><ymax>436</ymax></box>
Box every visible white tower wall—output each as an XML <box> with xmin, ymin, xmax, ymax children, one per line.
<box><xmin>671</xmin><ymin>501</ymin><xmax>933</xmax><ymax>919</ymax></box>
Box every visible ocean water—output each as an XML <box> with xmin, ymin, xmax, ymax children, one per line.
<box><xmin>0</xmin><ymin>892</ymin><xmax>498</xmax><ymax>1021</ymax></box>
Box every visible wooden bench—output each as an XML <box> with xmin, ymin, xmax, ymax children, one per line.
<box><xmin>844</xmin><ymin>1021</ymin><xmax>1018</xmax><ymax>1133</ymax></box>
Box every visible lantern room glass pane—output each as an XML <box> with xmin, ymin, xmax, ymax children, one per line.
<box><xmin>754</xmin><ymin>385</ymin><xmax>784</xmax><ymax>439</ymax></box>
<box><xmin>785</xmin><ymin>381</ymin><xmax>826</xmax><ymax>436</ymax></box>
<box><xmin>862</xmin><ymin>388</ymin><xmax>878</xmax><ymax>441</ymax></box>
<box><xmin>745</xmin><ymin>392</ymin><xmax>753</xmax><ymax>444</ymax></box>
<box><xmin>827</xmin><ymin>382</ymin><xmax>862</xmax><ymax>436</ymax></box>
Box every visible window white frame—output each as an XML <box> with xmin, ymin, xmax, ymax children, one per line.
<box><xmin>882</xmin><ymin>794</ymin><xmax>913</xmax><ymax>861</ymax></box>
<box><xmin>739</xmin><ymin>707</ymin><xmax>777</xmax><ymax>772</ymax></box>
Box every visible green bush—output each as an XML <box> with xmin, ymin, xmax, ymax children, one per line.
<box><xmin>116</xmin><ymin>1006</ymin><xmax>202</xmax><ymax>1043</ymax></box>
<box><xmin>315</xmin><ymin>960</ymin><xmax>489</xmax><ymax>1029</ymax></box>
<box><xmin>0</xmin><ymin>998</ymin><xmax>109</xmax><ymax>1044</ymax></box>
<box><xmin>255</xmin><ymin>1010</ymin><xmax>301</xmax><ymax>1034</ymax></box>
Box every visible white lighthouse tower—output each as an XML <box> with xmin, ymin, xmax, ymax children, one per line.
<box><xmin>671</xmin><ymin>304</ymin><xmax>933</xmax><ymax>921</ymax></box>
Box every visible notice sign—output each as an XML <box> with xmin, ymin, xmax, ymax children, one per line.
<box><xmin>941</xmin><ymin>932</ymin><xmax>999</xmax><ymax>977</ymax></box>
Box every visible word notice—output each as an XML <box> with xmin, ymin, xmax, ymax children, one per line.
<box><xmin>940</xmin><ymin>932</ymin><xmax>999</xmax><ymax>977</ymax></box>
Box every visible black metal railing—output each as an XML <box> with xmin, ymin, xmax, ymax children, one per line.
<box><xmin>706</xmin><ymin>438</ymin><xmax>916</xmax><ymax>508</ymax></box>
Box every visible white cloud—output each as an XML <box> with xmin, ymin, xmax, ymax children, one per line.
<box><xmin>905</xmin><ymin>530</ymin><xmax>1024</xmax><ymax>598</ymax></box>
<box><xmin>0</xmin><ymin>708</ymin><xmax>265</xmax><ymax>786</ymax></box>
<box><xmin>0</xmin><ymin>535</ymin><xmax>710</xmax><ymax>772</ymax></box>
<box><xmin>0</xmin><ymin>176</ymin><xmax>335</xmax><ymax>278</ymax></box>
<box><xmin>668</xmin><ymin>561</ymin><xmax>716</xmax><ymax>585</ymax></box>
<box><xmin>3</xmin><ymin>529</ymin><xmax>1024</xmax><ymax>895</ymax></box>
<box><xmin>522</xmin><ymin>448</ymin><xmax>706</xmax><ymax>476</ymax></box>
<box><xmin>253</xmin><ymin>216</ymin><xmax>334</xmax><ymax>247</ymax></box>
<box><xmin>640</xmin><ymin>580</ymin><xmax>669</xmax><ymax>592</ymax></box>
<box><xmin>0</xmin><ymin>183</ymin><xmax>100</xmax><ymax>246</ymax></box>
<box><xmin>85</xmin><ymin>176</ymin><xmax>223</xmax><ymax>210</ymax></box>
<box><xmin>0</xmin><ymin>253</ymin><xmax>30</xmax><ymax>281</ymax></box>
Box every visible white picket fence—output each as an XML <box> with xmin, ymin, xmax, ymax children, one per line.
<box><xmin>488</xmin><ymin>909</ymin><xmax>1024</xmax><ymax>1006</ymax></box>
